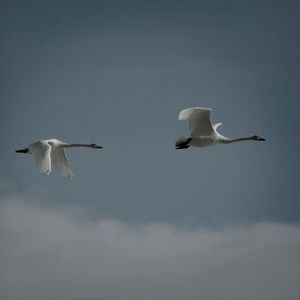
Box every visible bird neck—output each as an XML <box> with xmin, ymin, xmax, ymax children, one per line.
<box><xmin>219</xmin><ymin>136</ymin><xmax>255</xmax><ymax>144</ymax></box>
<box><xmin>63</xmin><ymin>143</ymin><xmax>93</xmax><ymax>148</ymax></box>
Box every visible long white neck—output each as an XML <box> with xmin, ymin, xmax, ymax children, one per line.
<box><xmin>63</xmin><ymin>143</ymin><xmax>94</xmax><ymax>148</ymax></box>
<box><xmin>219</xmin><ymin>136</ymin><xmax>255</xmax><ymax>144</ymax></box>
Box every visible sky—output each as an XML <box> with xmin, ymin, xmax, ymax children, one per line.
<box><xmin>0</xmin><ymin>1</ymin><xmax>299</xmax><ymax>299</ymax></box>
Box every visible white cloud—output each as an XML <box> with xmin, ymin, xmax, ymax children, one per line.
<box><xmin>0</xmin><ymin>194</ymin><xmax>299</xmax><ymax>300</ymax></box>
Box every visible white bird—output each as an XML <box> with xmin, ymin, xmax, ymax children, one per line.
<box><xmin>15</xmin><ymin>138</ymin><xmax>103</xmax><ymax>178</ymax></box>
<box><xmin>175</xmin><ymin>107</ymin><xmax>265</xmax><ymax>149</ymax></box>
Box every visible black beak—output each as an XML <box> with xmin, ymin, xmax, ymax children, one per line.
<box><xmin>15</xmin><ymin>148</ymin><xmax>29</xmax><ymax>153</ymax></box>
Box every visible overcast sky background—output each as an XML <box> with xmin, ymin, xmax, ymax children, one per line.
<box><xmin>0</xmin><ymin>1</ymin><xmax>299</xmax><ymax>299</ymax></box>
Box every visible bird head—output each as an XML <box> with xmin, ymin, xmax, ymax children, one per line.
<box><xmin>252</xmin><ymin>135</ymin><xmax>266</xmax><ymax>141</ymax></box>
<box><xmin>15</xmin><ymin>147</ymin><xmax>30</xmax><ymax>154</ymax></box>
<box><xmin>90</xmin><ymin>143</ymin><xmax>103</xmax><ymax>149</ymax></box>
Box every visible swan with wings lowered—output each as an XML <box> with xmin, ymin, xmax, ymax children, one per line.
<box><xmin>16</xmin><ymin>139</ymin><xmax>103</xmax><ymax>178</ymax></box>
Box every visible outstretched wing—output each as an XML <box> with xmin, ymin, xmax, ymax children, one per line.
<box><xmin>50</xmin><ymin>147</ymin><xmax>74</xmax><ymax>179</ymax></box>
<box><xmin>28</xmin><ymin>141</ymin><xmax>52</xmax><ymax>175</ymax></box>
<box><xmin>179</xmin><ymin>107</ymin><xmax>214</xmax><ymax>136</ymax></box>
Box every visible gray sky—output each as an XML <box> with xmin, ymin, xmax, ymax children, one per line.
<box><xmin>0</xmin><ymin>1</ymin><xmax>299</xmax><ymax>299</ymax></box>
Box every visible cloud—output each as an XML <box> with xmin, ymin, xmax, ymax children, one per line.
<box><xmin>0</xmin><ymin>193</ymin><xmax>299</xmax><ymax>300</ymax></box>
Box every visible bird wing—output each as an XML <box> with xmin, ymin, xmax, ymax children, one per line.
<box><xmin>179</xmin><ymin>107</ymin><xmax>214</xmax><ymax>136</ymax></box>
<box><xmin>212</xmin><ymin>122</ymin><xmax>222</xmax><ymax>134</ymax></box>
<box><xmin>50</xmin><ymin>146</ymin><xmax>74</xmax><ymax>179</ymax></box>
<box><xmin>28</xmin><ymin>141</ymin><xmax>52</xmax><ymax>175</ymax></box>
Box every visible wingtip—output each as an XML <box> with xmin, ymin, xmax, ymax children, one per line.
<box><xmin>41</xmin><ymin>171</ymin><xmax>51</xmax><ymax>176</ymax></box>
<box><xmin>62</xmin><ymin>173</ymin><xmax>74</xmax><ymax>180</ymax></box>
<box><xmin>178</xmin><ymin>106</ymin><xmax>212</xmax><ymax>120</ymax></box>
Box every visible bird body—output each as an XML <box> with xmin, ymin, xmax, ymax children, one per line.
<box><xmin>16</xmin><ymin>138</ymin><xmax>103</xmax><ymax>178</ymax></box>
<box><xmin>176</xmin><ymin>107</ymin><xmax>265</xmax><ymax>149</ymax></box>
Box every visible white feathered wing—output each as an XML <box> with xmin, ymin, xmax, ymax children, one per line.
<box><xmin>50</xmin><ymin>146</ymin><xmax>74</xmax><ymax>178</ymax></box>
<box><xmin>179</xmin><ymin>107</ymin><xmax>214</xmax><ymax>136</ymax></box>
<box><xmin>28</xmin><ymin>141</ymin><xmax>52</xmax><ymax>175</ymax></box>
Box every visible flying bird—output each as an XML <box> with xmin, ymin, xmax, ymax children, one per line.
<box><xmin>175</xmin><ymin>107</ymin><xmax>265</xmax><ymax>149</ymax></box>
<box><xmin>15</xmin><ymin>139</ymin><xmax>103</xmax><ymax>178</ymax></box>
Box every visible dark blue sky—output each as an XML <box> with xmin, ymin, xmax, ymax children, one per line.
<box><xmin>1</xmin><ymin>1</ymin><xmax>300</xmax><ymax>299</ymax></box>
<box><xmin>0</xmin><ymin>0</ymin><xmax>299</xmax><ymax>225</ymax></box>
